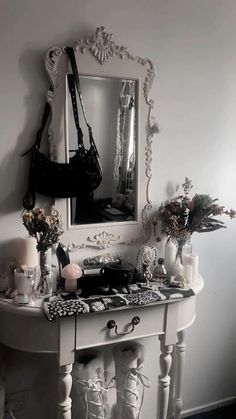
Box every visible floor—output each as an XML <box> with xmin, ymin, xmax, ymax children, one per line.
<box><xmin>186</xmin><ymin>403</ymin><xmax>236</xmax><ymax>418</ymax></box>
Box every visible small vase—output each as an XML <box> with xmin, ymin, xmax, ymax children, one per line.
<box><xmin>167</xmin><ymin>236</ymin><xmax>191</xmax><ymax>279</ymax></box>
<box><xmin>164</xmin><ymin>238</ymin><xmax>176</xmax><ymax>275</ymax></box>
<box><xmin>175</xmin><ymin>237</ymin><xmax>192</xmax><ymax>264</ymax></box>
<box><xmin>35</xmin><ymin>249</ymin><xmax>52</xmax><ymax>298</ymax></box>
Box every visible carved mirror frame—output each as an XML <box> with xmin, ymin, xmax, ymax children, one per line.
<box><xmin>44</xmin><ymin>26</ymin><xmax>158</xmax><ymax>251</ymax></box>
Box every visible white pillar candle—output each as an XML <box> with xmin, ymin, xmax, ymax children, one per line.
<box><xmin>164</xmin><ymin>239</ymin><xmax>177</xmax><ymax>275</ymax></box>
<box><xmin>184</xmin><ymin>264</ymin><xmax>193</xmax><ymax>287</ymax></box>
<box><xmin>17</xmin><ymin>237</ymin><xmax>39</xmax><ymax>268</ymax></box>
<box><xmin>182</xmin><ymin>254</ymin><xmax>199</xmax><ymax>283</ymax></box>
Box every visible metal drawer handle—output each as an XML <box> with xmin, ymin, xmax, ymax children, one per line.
<box><xmin>106</xmin><ymin>316</ymin><xmax>140</xmax><ymax>336</ymax></box>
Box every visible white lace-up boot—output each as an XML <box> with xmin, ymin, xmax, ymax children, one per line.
<box><xmin>71</xmin><ymin>353</ymin><xmax>108</xmax><ymax>419</ymax></box>
<box><xmin>113</xmin><ymin>342</ymin><xmax>149</xmax><ymax>419</ymax></box>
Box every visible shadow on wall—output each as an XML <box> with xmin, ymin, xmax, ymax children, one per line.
<box><xmin>0</xmin><ymin>239</ymin><xmax>22</xmax><ymax>265</ymax></box>
<box><xmin>0</xmin><ymin>48</ymin><xmax>49</xmax><ymax>216</ymax></box>
<box><xmin>0</xmin><ymin>24</ymin><xmax>95</xmax><ymax>218</ymax></box>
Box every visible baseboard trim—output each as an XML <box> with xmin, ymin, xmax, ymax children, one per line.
<box><xmin>181</xmin><ymin>395</ymin><xmax>236</xmax><ymax>417</ymax></box>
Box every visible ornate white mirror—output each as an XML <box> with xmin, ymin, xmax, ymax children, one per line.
<box><xmin>45</xmin><ymin>26</ymin><xmax>158</xmax><ymax>250</ymax></box>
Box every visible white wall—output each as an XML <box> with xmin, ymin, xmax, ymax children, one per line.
<box><xmin>1</xmin><ymin>0</ymin><xmax>236</xmax><ymax>416</ymax></box>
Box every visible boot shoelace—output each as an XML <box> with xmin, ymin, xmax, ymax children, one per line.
<box><xmin>105</xmin><ymin>367</ymin><xmax>151</xmax><ymax>418</ymax></box>
<box><xmin>122</xmin><ymin>365</ymin><xmax>151</xmax><ymax>419</ymax></box>
<box><xmin>76</xmin><ymin>377</ymin><xmax>108</xmax><ymax>419</ymax></box>
<box><xmin>75</xmin><ymin>367</ymin><xmax>150</xmax><ymax>419</ymax></box>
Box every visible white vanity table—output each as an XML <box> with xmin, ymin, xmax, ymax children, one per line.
<box><xmin>0</xmin><ymin>276</ymin><xmax>203</xmax><ymax>419</ymax></box>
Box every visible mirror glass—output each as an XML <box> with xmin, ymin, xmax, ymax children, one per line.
<box><xmin>67</xmin><ymin>75</ymin><xmax>138</xmax><ymax>225</ymax></box>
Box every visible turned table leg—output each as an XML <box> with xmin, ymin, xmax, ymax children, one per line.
<box><xmin>167</xmin><ymin>351</ymin><xmax>175</xmax><ymax>418</ymax></box>
<box><xmin>58</xmin><ymin>364</ymin><xmax>73</xmax><ymax>419</ymax></box>
<box><xmin>173</xmin><ymin>330</ymin><xmax>186</xmax><ymax>419</ymax></box>
<box><xmin>158</xmin><ymin>335</ymin><xmax>173</xmax><ymax>419</ymax></box>
<box><xmin>57</xmin><ymin>317</ymin><xmax>76</xmax><ymax>419</ymax></box>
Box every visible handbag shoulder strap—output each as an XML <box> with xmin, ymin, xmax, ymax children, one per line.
<box><xmin>67</xmin><ymin>74</ymin><xmax>84</xmax><ymax>149</ymax></box>
<box><xmin>66</xmin><ymin>47</ymin><xmax>99</xmax><ymax>156</ymax></box>
<box><xmin>66</xmin><ymin>47</ymin><xmax>91</xmax><ymax>130</ymax></box>
<box><xmin>21</xmin><ymin>101</ymin><xmax>50</xmax><ymax>156</ymax></box>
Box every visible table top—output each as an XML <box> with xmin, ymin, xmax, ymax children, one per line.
<box><xmin>0</xmin><ymin>275</ymin><xmax>204</xmax><ymax>318</ymax></box>
<box><xmin>0</xmin><ymin>276</ymin><xmax>204</xmax><ymax>356</ymax></box>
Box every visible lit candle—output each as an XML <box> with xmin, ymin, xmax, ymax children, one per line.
<box><xmin>182</xmin><ymin>254</ymin><xmax>199</xmax><ymax>283</ymax></box>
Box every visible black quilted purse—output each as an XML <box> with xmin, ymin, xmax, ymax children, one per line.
<box><xmin>22</xmin><ymin>47</ymin><xmax>102</xmax><ymax>210</ymax></box>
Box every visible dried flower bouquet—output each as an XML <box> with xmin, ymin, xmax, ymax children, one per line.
<box><xmin>22</xmin><ymin>207</ymin><xmax>63</xmax><ymax>252</ymax></box>
<box><xmin>22</xmin><ymin>207</ymin><xmax>63</xmax><ymax>295</ymax></box>
<box><xmin>155</xmin><ymin>178</ymin><xmax>235</xmax><ymax>242</ymax></box>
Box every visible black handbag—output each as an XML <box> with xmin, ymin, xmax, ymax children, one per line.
<box><xmin>22</xmin><ymin>47</ymin><xmax>102</xmax><ymax>211</ymax></box>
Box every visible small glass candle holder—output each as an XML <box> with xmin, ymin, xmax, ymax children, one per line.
<box><xmin>14</xmin><ymin>267</ymin><xmax>34</xmax><ymax>305</ymax></box>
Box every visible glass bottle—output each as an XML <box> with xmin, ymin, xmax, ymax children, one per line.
<box><xmin>154</xmin><ymin>258</ymin><xmax>167</xmax><ymax>283</ymax></box>
<box><xmin>175</xmin><ymin>236</ymin><xmax>192</xmax><ymax>264</ymax></box>
<box><xmin>34</xmin><ymin>249</ymin><xmax>53</xmax><ymax>298</ymax></box>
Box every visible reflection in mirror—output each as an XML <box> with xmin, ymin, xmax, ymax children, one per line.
<box><xmin>67</xmin><ymin>75</ymin><xmax>137</xmax><ymax>225</ymax></box>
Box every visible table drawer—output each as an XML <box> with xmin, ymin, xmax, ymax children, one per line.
<box><xmin>75</xmin><ymin>304</ymin><xmax>166</xmax><ymax>349</ymax></box>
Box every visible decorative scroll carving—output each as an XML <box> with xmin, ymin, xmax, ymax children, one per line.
<box><xmin>76</xmin><ymin>26</ymin><xmax>133</xmax><ymax>65</ymax></box>
<box><xmin>45</xmin><ymin>46</ymin><xmax>63</xmax><ymax>90</ymax></box>
<box><xmin>87</xmin><ymin>231</ymin><xmax>121</xmax><ymax>249</ymax></box>
<box><xmin>145</xmin><ymin>110</ymin><xmax>159</xmax><ymax>204</ymax></box>
<box><xmin>48</xmin><ymin>127</ymin><xmax>57</xmax><ymax>162</ymax></box>
<box><xmin>44</xmin><ymin>47</ymin><xmax>64</xmax><ymax>163</ymax></box>
<box><xmin>66</xmin><ymin>242</ymin><xmax>87</xmax><ymax>252</ymax></box>
<box><xmin>75</xmin><ymin>27</ymin><xmax>156</xmax><ymax>104</ymax></box>
<box><xmin>65</xmin><ymin>231</ymin><xmax>120</xmax><ymax>252</ymax></box>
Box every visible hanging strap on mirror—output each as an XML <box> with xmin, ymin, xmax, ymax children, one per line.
<box><xmin>66</xmin><ymin>46</ymin><xmax>99</xmax><ymax>156</ymax></box>
<box><xmin>66</xmin><ymin>47</ymin><xmax>89</xmax><ymax>127</ymax></box>
<box><xmin>67</xmin><ymin>74</ymin><xmax>84</xmax><ymax>149</ymax></box>
<box><xmin>21</xmin><ymin>101</ymin><xmax>51</xmax><ymax>156</ymax></box>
